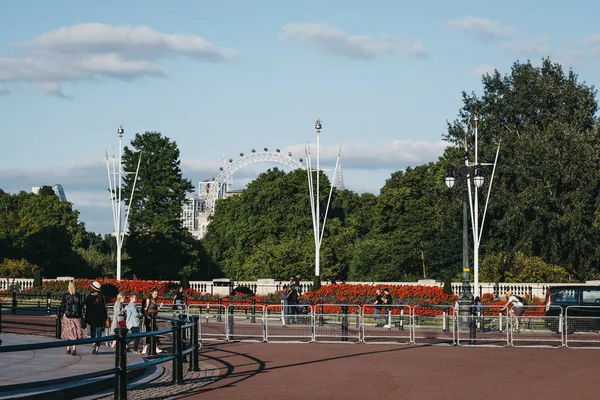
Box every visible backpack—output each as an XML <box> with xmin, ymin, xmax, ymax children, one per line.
<box><xmin>514</xmin><ymin>295</ymin><xmax>525</xmax><ymax>304</ymax></box>
<box><xmin>64</xmin><ymin>293</ymin><xmax>81</xmax><ymax>318</ymax></box>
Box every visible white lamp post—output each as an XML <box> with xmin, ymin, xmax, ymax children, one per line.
<box><xmin>446</xmin><ymin>114</ymin><xmax>501</xmax><ymax>297</ymax></box>
<box><xmin>106</xmin><ymin>125</ymin><xmax>141</xmax><ymax>281</ymax></box>
<box><xmin>305</xmin><ymin>119</ymin><xmax>341</xmax><ymax>289</ymax></box>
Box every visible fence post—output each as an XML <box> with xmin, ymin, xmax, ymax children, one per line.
<box><xmin>251</xmin><ymin>298</ymin><xmax>256</xmax><ymax>323</ymax></box>
<box><xmin>11</xmin><ymin>291</ymin><xmax>17</xmax><ymax>315</ymax></box>
<box><xmin>217</xmin><ymin>298</ymin><xmax>222</xmax><ymax>322</ymax></box>
<box><xmin>172</xmin><ymin>320</ymin><xmax>184</xmax><ymax>384</ymax></box>
<box><xmin>319</xmin><ymin>302</ymin><xmax>324</xmax><ymax>326</ymax></box>
<box><xmin>55</xmin><ymin>307</ymin><xmax>62</xmax><ymax>339</ymax></box>
<box><xmin>227</xmin><ymin>304</ymin><xmax>234</xmax><ymax>341</ymax></box>
<box><xmin>469</xmin><ymin>306</ymin><xmax>477</xmax><ymax>345</ymax></box>
<box><xmin>190</xmin><ymin>316</ymin><xmax>200</xmax><ymax>372</ymax></box>
<box><xmin>114</xmin><ymin>327</ymin><xmax>129</xmax><ymax>400</ymax></box>
<box><xmin>46</xmin><ymin>292</ymin><xmax>51</xmax><ymax>316</ymax></box>
<box><xmin>341</xmin><ymin>305</ymin><xmax>348</xmax><ymax>342</ymax></box>
<box><xmin>0</xmin><ymin>303</ymin><xmax>3</xmax><ymax>333</ymax></box>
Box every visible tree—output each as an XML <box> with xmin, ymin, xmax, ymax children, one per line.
<box><xmin>122</xmin><ymin>132</ymin><xmax>194</xmax><ymax>234</ymax></box>
<box><xmin>0</xmin><ymin>258</ymin><xmax>40</xmax><ymax>278</ymax></box>
<box><xmin>203</xmin><ymin>168</ymin><xmax>348</xmax><ymax>280</ymax></box>
<box><xmin>37</xmin><ymin>185</ymin><xmax>57</xmax><ymax>197</ymax></box>
<box><xmin>445</xmin><ymin>58</ymin><xmax>600</xmax><ymax>280</ymax></box>
<box><xmin>121</xmin><ymin>132</ymin><xmax>195</xmax><ymax>279</ymax></box>
<box><xmin>480</xmin><ymin>252</ymin><xmax>569</xmax><ymax>283</ymax></box>
<box><xmin>0</xmin><ymin>190</ymin><xmax>87</xmax><ymax>277</ymax></box>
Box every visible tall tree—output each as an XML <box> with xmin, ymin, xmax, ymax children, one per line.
<box><xmin>122</xmin><ymin>132</ymin><xmax>193</xmax><ymax>234</ymax></box>
<box><xmin>445</xmin><ymin>58</ymin><xmax>600</xmax><ymax>280</ymax></box>
<box><xmin>121</xmin><ymin>132</ymin><xmax>195</xmax><ymax>279</ymax></box>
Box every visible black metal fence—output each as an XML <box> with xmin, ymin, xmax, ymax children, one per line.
<box><xmin>0</xmin><ymin>309</ymin><xmax>201</xmax><ymax>400</ymax></box>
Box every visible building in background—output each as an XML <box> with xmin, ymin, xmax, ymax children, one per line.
<box><xmin>31</xmin><ymin>184</ymin><xmax>67</xmax><ymax>201</ymax></box>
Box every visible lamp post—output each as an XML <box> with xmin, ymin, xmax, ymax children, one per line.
<box><xmin>106</xmin><ymin>125</ymin><xmax>141</xmax><ymax>281</ymax></box>
<box><xmin>445</xmin><ymin>152</ymin><xmax>473</xmax><ymax>315</ymax></box>
<box><xmin>305</xmin><ymin>119</ymin><xmax>341</xmax><ymax>291</ymax></box>
<box><xmin>446</xmin><ymin>113</ymin><xmax>501</xmax><ymax>333</ymax></box>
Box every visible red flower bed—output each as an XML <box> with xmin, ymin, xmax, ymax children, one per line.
<box><xmin>7</xmin><ymin>280</ymin><xmax>546</xmax><ymax>317</ymax></box>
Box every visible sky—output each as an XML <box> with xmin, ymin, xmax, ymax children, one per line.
<box><xmin>2</xmin><ymin>0</ymin><xmax>600</xmax><ymax>234</ymax></box>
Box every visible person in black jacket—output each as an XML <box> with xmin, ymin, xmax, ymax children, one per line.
<box><xmin>60</xmin><ymin>280</ymin><xmax>86</xmax><ymax>355</ymax></box>
<box><xmin>287</xmin><ymin>286</ymin><xmax>299</xmax><ymax>323</ymax></box>
<box><xmin>85</xmin><ymin>281</ymin><xmax>108</xmax><ymax>355</ymax></box>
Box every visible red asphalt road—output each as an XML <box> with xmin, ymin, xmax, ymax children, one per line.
<box><xmin>185</xmin><ymin>342</ymin><xmax>600</xmax><ymax>400</ymax></box>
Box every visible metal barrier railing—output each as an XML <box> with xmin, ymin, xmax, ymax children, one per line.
<box><xmin>361</xmin><ymin>305</ymin><xmax>411</xmax><ymax>345</ymax></box>
<box><xmin>457</xmin><ymin>306</ymin><xmax>508</xmax><ymax>347</ymax></box>
<box><xmin>189</xmin><ymin>304</ymin><xmax>227</xmax><ymax>342</ymax></box>
<box><xmin>511</xmin><ymin>306</ymin><xmax>563</xmax><ymax>348</ymax></box>
<box><xmin>413</xmin><ymin>305</ymin><xmax>456</xmax><ymax>346</ymax></box>
<box><xmin>0</xmin><ymin>313</ymin><xmax>201</xmax><ymax>400</ymax></box>
<box><xmin>565</xmin><ymin>306</ymin><xmax>600</xmax><ymax>348</ymax></box>
<box><xmin>226</xmin><ymin>304</ymin><xmax>266</xmax><ymax>342</ymax></box>
<box><xmin>264</xmin><ymin>304</ymin><xmax>313</xmax><ymax>343</ymax></box>
<box><xmin>314</xmin><ymin>304</ymin><xmax>361</xmax><ymax>343</ymax></box>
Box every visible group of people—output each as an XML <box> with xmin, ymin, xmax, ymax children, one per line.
<box><xmin>373</xmin><ymin>288</ymin><xmax>394</xmax><ymax>328</ymax></box>
<box><xmin>59</xmin><ymin>280</ymin><xmax>171</xmax><ymax>356</ymax></box>
<box><xmin>280</xmin><ymin>284</ymin><xmax>301</xmax><ymax>324</ymax></box>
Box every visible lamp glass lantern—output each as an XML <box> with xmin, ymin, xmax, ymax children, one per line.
<box><xmin>445</xmin><ymin>166</ymin><xmax>456</xmax><ymax>189</ymax></box>
<box><xmin>474</xmin><ymin>164</ymin><xmax>484</xmax><ymax>188</ymax></box>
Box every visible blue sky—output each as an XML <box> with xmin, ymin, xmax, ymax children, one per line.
<box><xmin>2</xmin><ymin>0</ymin><xmax>600</xmax><ymax>234</ymax></box>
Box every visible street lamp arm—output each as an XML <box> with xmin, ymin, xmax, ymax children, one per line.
<box><xmin>122</xmin><ymin>152</ymin><xmax>142</xmax><ymax>243</ymax></box>
<box><xmin>478</xmin><ymin>140</ymin><xmax>501</xmax><ymax>242</ymax></box>
<box><xmin>305</xmin><ymin>146</ymin><xmax>318</xmax><ymax>245</ymax></box>
<box><xmin>319</xmin><ymin>149</ymin><xmax>342</xmax><ymax>246</ymax></box>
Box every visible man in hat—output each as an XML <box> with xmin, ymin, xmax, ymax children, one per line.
<box><xmin>85</xmin><ymin>281</ymin><xmax>109</xmax><ymax>355</ymax></box>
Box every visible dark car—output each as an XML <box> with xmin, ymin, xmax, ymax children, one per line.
<box><xmin>545</xmin><ymin>285</ymin><xmax>600</xmax><ymax>334</ymax></box>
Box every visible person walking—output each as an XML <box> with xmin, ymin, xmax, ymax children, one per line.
<box><xmin>85</xmin><ymin>281</ymin><xmax>109</xmax><ymax>355</ymax></box>
<box><xmin>141</xmin><ymin>289</ymin><xmax>163</xmax><ymax>354</ymax></box>
<box><xmin>280</xmin><ymin>285</ymin><xmax>289</xmax><ymax>326</ymax></box>
<box><xmin>110</xmin><ymin>292</ymin><xmax>127</xmax><ymax>348</ymax></box>
<box><xmin>287</xmin><ymin>285</ymin><xmax>299</xmax><ymax>323</ymax></box>
<box><xmin>373</xmin><ymin>289</ymin><xmax>384</xmax><ymax>327</ymax></box>
<box><xmin>60</xmin><ymin>280</ymin><xmax>87</xmax><ymax>355</ymax></box>
<box><xmin>126</xmin><ymin>294</ymin><xmax>142</xmax><ymax>353</ymax></box>
<box><xmin>173</xmin><ymin>287</ymin><xmax>185</xmax><ymax>311</ymax></box>
<box><xmin>381</xmin><ymin>288</ymin><xmax>393</xmax><ymax>329</ymax></box>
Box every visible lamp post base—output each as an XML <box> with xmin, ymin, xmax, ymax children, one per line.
<box><xmin>312</xmin><ymin>275</ymin><xmax>322</xmax><ymax>291</ymax></box>
<box><xmin>458</xmin><ymin>281</ymin><xmax>475</xmax><ymax>344</ymax></box>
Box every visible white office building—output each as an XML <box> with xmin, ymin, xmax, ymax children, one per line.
<box><xmin>31</xmin><ymin>184</ymin><xmax>68</xmax><ymax>201</ymax></box>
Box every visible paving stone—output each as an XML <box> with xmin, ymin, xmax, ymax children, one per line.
<box><xmin>92</xmin><ymin>360</ymin><xmax>219</xmax><ymax>400</ymax></box>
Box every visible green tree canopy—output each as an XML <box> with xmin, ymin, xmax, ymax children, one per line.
<box><xmin>121</xmin><ymin>131</ymin><xmax>196</xmax><ymax>279</ymax></box>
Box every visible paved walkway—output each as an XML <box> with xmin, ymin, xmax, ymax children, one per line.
<box><xmin>0</xmin><ymin>333</ymin><xmax>148</xmax><ymax>399</ymax></box>
<box><xmin>179</xmin><ymin>342</ymin><xmax>600</xmax><ymax>400</ymax></box>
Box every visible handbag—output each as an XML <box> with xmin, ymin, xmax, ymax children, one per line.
<box><xmin>102</xmin><ymin>295</ymin><xmax>111</xmax><ymax>328</ymax></box>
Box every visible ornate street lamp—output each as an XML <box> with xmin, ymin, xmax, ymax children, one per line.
<box><xmin>445</xmin><ymin>113</ymin><xmax>501</xmax><ymax>341</ymax></box>
<box><xmin>106</xmin><ymin>125</ymin><xmax>141</xmax><ymax>281</ymax></box>
<box><xmin>305</xmin><ymin>119</ymin><xmax>341</xmax><ymax>290</ymax></box>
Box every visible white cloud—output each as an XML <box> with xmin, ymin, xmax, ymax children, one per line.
<box><xmin>0</xmin><ymin>23</ymin><xmax>237</xmax><ymax>96</ymax></box>
<box><xmin>447</xmin><ymin>16</ymin><xmax>516</xmax><ymax>41</ymax></box>
<box><xmin>557</xmin><ymin>49</ymin><xmax>588</xmax><ymax>67</ymax></box>
<box><xmin>0</xmin><ymin>139</ymin><xmax>449</xmax><ymax>233</ymax></box>
<box><xmin>501</xmin><ymin>35</ymin><xmax>552</xmax><ymax>56</ymax></box>
<box><xmin>280</xmin><ymin>22</ymin><xmax>428</xmax><ymax>59</ymax></box>
<box><xmin>39</xmin><ymin>82</ymin><xmax>71</xmax><ymax>99</ymax></box>
<box><xmin>283</xmin><ymin>139</ymin><xmax>449</xmax><ymax>170</ymax></box>
<box><xmin>472</xmin><ymin>64</ymin><xmax>495</xmax><ymax>77</ymax></box>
